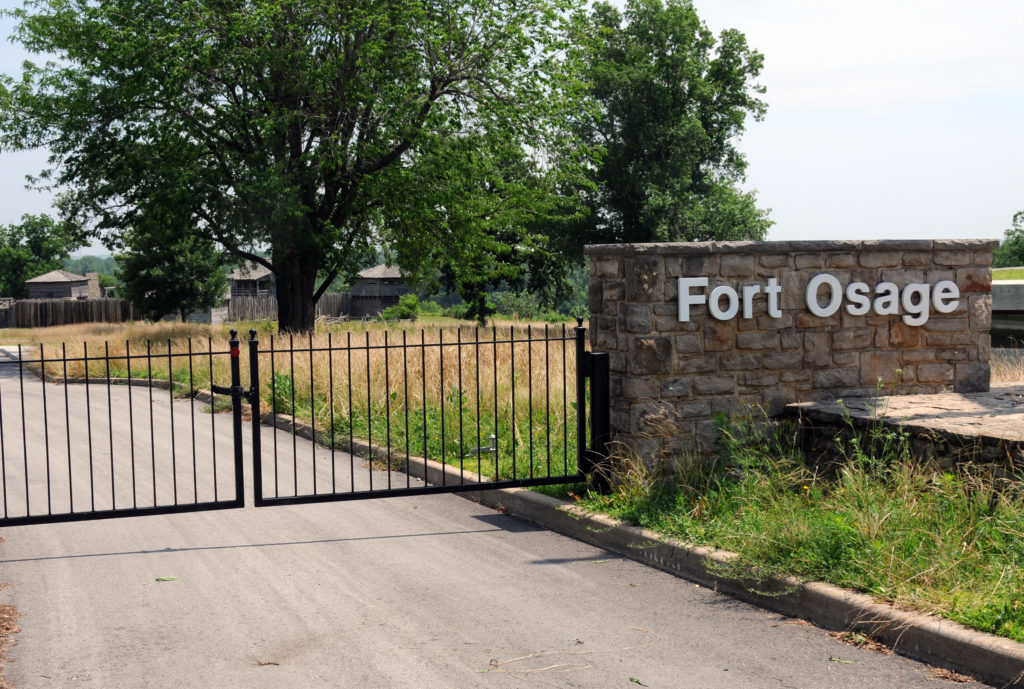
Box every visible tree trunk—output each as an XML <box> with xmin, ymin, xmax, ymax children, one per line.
<box><xmin>275</xmin><ymin>268</ymin><xmax>318</xmax><ymax>333</ymax></box>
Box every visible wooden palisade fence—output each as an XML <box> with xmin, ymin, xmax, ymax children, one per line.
<box><xmin>8</xmin><ymin>299</ymin><xmax>143</xmax><ymax>328</ymax></box>
<box><xmin>229</xmin><ymin>293</ymin><xmax>353</xmax><ymax>322</ymax></box>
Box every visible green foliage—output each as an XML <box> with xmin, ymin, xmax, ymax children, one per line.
<box><xmin>492</xmin><ymin>291</ymin><xmax>542</xmax><ymax>320</ymax></box>
<box><xmin>380</xmin><ymin>294</ymin><xmax>421</xmax><ymax>321</ymax></box>
<box><xmin>2</xmin><ymin>0</ymin><xmax>592</xmax><ymax>332</ymax></box>
<box><xmin>561</xmin><ymin>0</ymin><xmax>771</xmax><ymax>255</ymax></box>
<box><xmin>116</xmin><ymin>219</ymin><xmax>229</xmax><ymax>321</ymax></box>
<box><xmin>0</xmin><ymin>214</ymin><xmax>85</xmax><ymax>298</ymax></box>
<box><xmin>582</xmin><ymin>413</ymin><xmax>1024</xmax><ymax>644</ymax></box>
<box><xmin>993</xmin><ymin>211</ymin><xmax>1024</xmax><ymax>268</ymax></box>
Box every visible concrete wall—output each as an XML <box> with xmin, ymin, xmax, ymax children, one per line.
<box><xmin>585</xmin><ymin>240</ymin><xmax>997</xmax><ymax>458</ymax></box>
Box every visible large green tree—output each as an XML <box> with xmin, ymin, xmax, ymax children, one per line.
<box><xmin>116</xmin><ymin>216</ymin><xmax>229</xmax><ymax>322</ymax></box>
<box><xmin>0</xmin><ymin>0</ymin><xmax>590</xmax><ymax>331</ymax></box>
<box><xmin>0</xmin><ymin>213</ymin><xmax>84</xmax><ymax>298</ymax></box>
<box><xmin>562</xmin><ymin>0</ymin><xmax>771</xmax><ymax>253</ymax></box>
<box><xmin>994</xmin><ymin>211</ymin><xmax>1024</xmax><ymax>268</ymax></box>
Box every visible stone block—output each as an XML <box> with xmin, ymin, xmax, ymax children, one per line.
<box><xmin>704</xmin><ymin>321</ymin><xmax>736</xmax><ymax>352</ymax></box>
<box><xmin>881</xmin><ymin>268</ymin><xmax>924</xmax><ymax>284</ymax></box>
<box><xmin>936</xmin><ymin>347</ymin><xmax>969</xmax><ymax>361</ymax></box>
<box><xmin>661</xmin><ymin>378</ymin><xmax>693</xmax><ymax>398</ymax></box>
<box><xmin>923</xmin><ymin>317</ymin><xmax>968</xmax><ymax>333</ymax></box>
<box><xmin>684</xmin><ymin>255</ymin><xmax>717</xmax><ymax>276</ymax></box>
<box><xmin>721</xmin><ymin>254</ymin><xmax>755</xmax><ymax>277</ymax></box>
<box><xmin>675</xmin><ymin>333</ymin><xmax>703</xmax><ymax>354</ymax></box>
<box><xmin>826</xmin><ymin>253</ymin><xmax>856</xmax><ymax>269</ymax></box>
<box><xmin>594</xmin><ymin>258</ymin><xmax>622</xmax><ymax>278</ymax></box>
<box><xmin>795</xmin><ymin>313</ymin><xmax>836</xmax><ymax>329</ymax></box>
<box><xmin>780</xmin><ymin>370</ymin><xmax>811</xmax><ymax>384</ymax></box>
<box><xmin>901</xmin><ymin>348</ymin><xmax>937</xmax><ymax>363</ymax></box>
<box><xmin>860</xmin><ymin>351</ymin><xmax>903</xmax><ymax>387</ymax></box>
<box><xmin>622</xmin><ymin>304</ymin><xmax>653</xmax><ymax>334</ymax></box>
<box><xmin>795</xmin><ymin>254</ymin><xmax>824</xmax><ymax>269</ymax></box>
<box><xmin>677</xmin><ymin>399</ymin><xmax>712</xmax><ymax>417</ymax></box>
<box><xmin>603</xmin><ymin>281</ymin><xmax>625</xmax><ymax>303</ymax></box>
<box><xmin>630</xmin><ymin>336</ymin><xmax>672</xmax><ymax>374</ymax></box>
<box><xmin>622</xmin><ymin>377</ymin><xmax>662</xmax><ymax>399</ymax></box>
<box><xmin>694</xmin><ymin>375</ymin><xmax>736</xmax><ymax>395</ymax></box>
<box><xmin>957</xmin><ymin>267</ymin><xmax>991</xmax><ymax>293</ymax></box>
<box><xmin>762</xmin><ymin>352</ymin><xmax>803</xmax><ymax>370</ymax></box>
<box><xmin>902</xmin><ymin>251</ymin><xmax>932</xmax><ymax>267</ymax></box>
<box><xmin>780</xmin><ymin>332</ymin><xmax>802</xmax><ymax>350</ymax></box>
<box><xmin>721</xmin><ymin>353</ymin><xmax>762</xmax><ymax>370</ymax></box>
<box><xmin>812</xmin><ymin>367</ymin><xmax>860</xmax><ymax>390</ymax></box>
<box><xmin>758</xmin><ymin>254</ymin><xmax>791</xmax><ymax>269</ymax></box>
<box><xmin>804</xmin><ymin>332</ymin><xmax>831</xmax><ymax>367</ymax></box>
<box><xmin>973</xmin><ymin>250</ymin><xmax>994</xmax><ymax>267</ymax></box>
<box><xmin>595</xmin><ymin>332</ymin><xmax>617</xmax><ymax>350</ymax></box>
<box><xmin>625</xmin><ymin>257</ymin><xmax>663</xmax><ymax>301</ymax></box>
<box><xmin>917</xmin><ymin>363</ymin><xmax>955</xmax><ymax>383</ymax></box>
<box><xmin>675</xmin><ymin>355</ymin><xmax>718</xmax><ymax>374</ymax></box>
<box><xmin>758</xmin><ymin>313</ymin><xmax>794</xmax><ymax>330</ymax></box>
<box><xmin>629</xmin><ymin>400</ymin><xmax>676</xmax><ymax>435</ymax></box>
<box><xmin>588</xmin><ymin>281</ymin><xmax>603</xmax><ymax>315</ymax></box>
<box><xmin>955</xmin><ymin>363</ymin><xmax>990</xmax><ymax>393</ymax></box>
<box><xmin>831</xmin><ymin>352</ymin><xmax>858</xmax><ymax>367</ymax></box>
<box><xmin>832</xmin><ymin>328</ymin><xmax>873</xmax><ymax>350</ymax></box>
<box><xmin>889</xmin><ymin>321</ymin><xmax>921</xmax><ymax>347</ymax></box>
<box><xmin>858</xmin><ymin>252</ymin><xmax>901</xmax><ymax>268</ymax></box>
<box><xmin>739</xmin><ymin>372</ymin><xmax>779</xmax><ymax>387</ymax></box>
<box><xmin>736</xmin><ymin>332</ymin><xmax>779</xmax><ymax>350</ymax></box>
<box><xmin>934</xmin><ymin>250</ymin><xmax>971</xmax><ymax>266</ymax></box>
<box><xmin>970</xmin><ymin>292</ymin><xmax>987</xmax><ymax>329</ymax></box>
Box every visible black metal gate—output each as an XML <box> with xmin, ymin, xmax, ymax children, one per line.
<box><xmin>0</xmin><ymin>323</ymin><xmax>608</xmax><ymax>526</ymax></box>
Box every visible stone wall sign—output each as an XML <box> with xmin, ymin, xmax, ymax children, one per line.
<box><xmin>584</xmin><ymin>240</ymin><xmax>997</xmax><ymax>457</ymax></box>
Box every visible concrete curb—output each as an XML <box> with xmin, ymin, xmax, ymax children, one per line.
<box><xmin>473</xmin><ymin>486</ymin><xmax>1024</xmax><ymax>689</ymax></box>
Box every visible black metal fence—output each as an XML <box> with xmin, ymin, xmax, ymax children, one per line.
<box><xmin>0</xmin><ymin>339</ymin><xmax>243</xmax><ymax>526</ymax></box>
<box><xmin>0</xmin><ymin>324</ymin><xmax>609</xmax><ymax>526</ymax></box>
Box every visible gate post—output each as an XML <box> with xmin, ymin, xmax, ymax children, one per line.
<box><xmin>574</xmin><ymin>319</ymin><xmax>589</xmax><ymax>475</ymax></box>
<box><xmin>247</xmin><ymin>329</ymin><xmax>263</xmax><ymax>505</ymax></box>
<box><xmin>586</xmin><ymin>352</ymin><xmax>611</xmax><ymax>493</ymax></box>
<box><xmin>228</xmin><ymin>330</ymin><xmax>246</xmax><ymax>506</ymax></box>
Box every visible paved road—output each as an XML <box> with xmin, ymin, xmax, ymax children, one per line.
<box><xmin>0</xmin><ymin>356</ymin><xmax>993</xmax><ymax>687</ymax></box>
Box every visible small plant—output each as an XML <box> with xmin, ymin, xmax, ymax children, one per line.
<box><xmin>380</xmin><ymin>293</ymin><xmax>420</xmax><ymax>321</ymax></box>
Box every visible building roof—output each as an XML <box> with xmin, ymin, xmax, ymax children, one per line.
<box><xmin>26</xmin><ymin>269</ymin><xmax>89</xmax><ymax>284</ymax></box>
<box><xmin>358</xmin><ymin>263</ymin><xmax>403</xmax><ymax>280</ymax></box>
<box><xmin>227</xmin><ymin>261</ymin><xmax>274</xmax><ymax>281</ymax></box>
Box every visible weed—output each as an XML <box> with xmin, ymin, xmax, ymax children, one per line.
<box><xmin>580</xmin><ymin>410</ymin><xmax>1024</xmax><ymax>644</ymax></box>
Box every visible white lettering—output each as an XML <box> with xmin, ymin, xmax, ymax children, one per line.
<box><xmin>845</xmin><ymin>282</ymin><xmax>871</xmax><ymax>316</ymax></box>
<box><xmin>932</xmin><ymin>280</ymin><xmax>960</xmax><ymax>313</ymax></box>
<box><xmin>901</xmin><ymin>283</ymin><xmax>930</xmax><ymax>326</ymax></box>
<box><xmin>742</xmin><ymin>284</ymin><xmax>761</xmax><ymax>319</ymax></box>
<box><xmin>873</xmin><ymin>282</ymin><xmax>899</xmax><ymax>315</ymax></box>
<box><xmin>806</xmin><ymin>274</ymin><xmax>843</xmax><ymax>317</ymax></box>
<box><xmin>678</xmin><ymin>277</ymin><xmax>708</xmax><ymax>322</ymax></box>
<box><xmin>676</xmin><ymin>272</ymin><xmax>962</xmax><ymax>326</ymax></box>
<box><xmin>709</xmin><ymin>285</ymin><xmax>740</xmax><ymax>320</ymax></box>
<box><xmin>765</xmin><ymin>278</ymin><xmax>782</xmax><ymax>318</ymax></box>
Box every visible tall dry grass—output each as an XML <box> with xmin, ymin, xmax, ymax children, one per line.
<box><xmin>15</xmin><ymin>319</ymin><xmax>584</xmax><ymax>479</ymax></box>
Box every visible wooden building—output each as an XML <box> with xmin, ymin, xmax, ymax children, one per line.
<box><xmin>25</xmin><ymin>270</ymin><xmax>94</xmax><ymax>300</ymax></box>
<box><xmin>227</xmin><ymin>262</ymin><xmax>275</xmax><ymax>298</ymax></box>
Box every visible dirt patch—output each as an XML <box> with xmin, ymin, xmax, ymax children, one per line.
<box><xmin>0</xmin><ymin>603</ymin><xmax>20</xmax><ymax>689</ymax></box>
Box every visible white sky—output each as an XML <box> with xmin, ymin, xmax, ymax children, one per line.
<box><xmin>0</xmin><ymin>0</ymin><xmax>1021</xmax><ymax>247</ymax></box>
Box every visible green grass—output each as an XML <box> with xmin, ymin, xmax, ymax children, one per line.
<box><xmin>993</xmin><ymin>267</ymin><xmax>1024</xmax><ymax>280</ymax></box>
<box><xmin>579</xmin><ymin>414</ymin><xmax>1024</xmax><ymax>644</ymax></box>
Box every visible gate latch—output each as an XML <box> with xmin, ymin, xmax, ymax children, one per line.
<box><xmin>211</xmin><ymin>384</ymin><xmax>257</xmax><ymax>405</ymax></box>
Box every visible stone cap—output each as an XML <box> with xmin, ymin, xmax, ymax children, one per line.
<box><xmin>584</xmin><ymin>239</ymin><xmax>1000</xmax><ymax>257</ymax></box>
